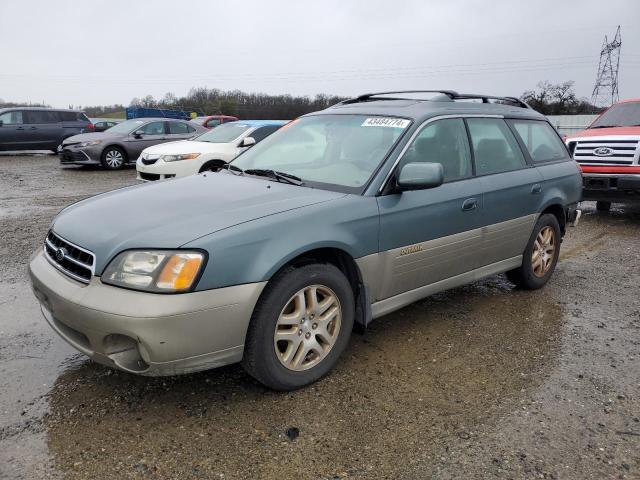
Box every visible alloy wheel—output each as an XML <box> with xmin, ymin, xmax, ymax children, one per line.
<box><xmin>274</xmin><ymin>285</ymin><xmax>342</xmax><ymax>371</ymax></box>
<box><xmin>104</xmin><ymin>149</ymin><xmax>123</xmax><ymax>168</ymax></box>
<box><xmin>532</xmin><ymin>226</ymin><xmax>556</xmax><ymax>277</ymax></box>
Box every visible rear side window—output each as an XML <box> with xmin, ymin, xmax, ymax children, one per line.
<box><xmin>58</xmin><ymin>111</ymin><xmax>87</xmax><ymax>122</ymax></box>
<box><xmin>509</xmin><ymin>120</ymin><xmax>568</xmax><ymax>163</ymax></box>
<box><xmin>25</xmin><ymin>110</ymin><xmax>60</xmax><ymax>124</ymax></box>
<box><xmin>168</xmin><ymin>122</ymin><xmax>194</xmax><ymax>134</ymax></box>
<box><xmin>466</xmin><ymin>118</ymin><xmax>526</xmax><ymax>176</ymax></box>
<box><xmin>249</xmin><ymin>125</ymin><xmax>281</xmax><ymax>143</ymax></box>
<box><xmin>0</xmin><ymin>111</ymin><xmax>23</xmax><ymax>124</ymax></box>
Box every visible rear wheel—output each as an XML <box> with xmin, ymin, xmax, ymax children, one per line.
<box><xmin>101</xmin><ymin>146</ymin><xmax>126</xmax><ymax>170</ymax></box>
<box><xmin>506</xmin><ymin>213</ymin><xmax>561</xmax><ymax>290</ymax></box>
<box><xmin>243</xmin><ymin>263</ymin><xmax>354</xmax><ymax>390</ymax></box>
<box><xmin>596</xmin><ymin>201</ymin><xmax>611</xmax><ymax>212</ymax></box>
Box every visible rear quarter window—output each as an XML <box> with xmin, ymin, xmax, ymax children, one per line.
<box><xmin>509</xmin><ymin>120</ymin><xmax>568</xmax><ymax>163</ymax></box>
<box><xmin>59</xmin><ymin>111</ymin><xmax>89</xmax><ymax>122</ymax></box>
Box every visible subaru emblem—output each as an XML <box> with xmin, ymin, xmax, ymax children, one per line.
<box><xmin>55</xmin><ymin>247</ymin><xmax>67</xmax><ymax>262</ymax></box>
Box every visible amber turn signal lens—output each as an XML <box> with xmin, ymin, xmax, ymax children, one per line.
<box><xmin>156</xmin><ymin>254</ymin><xmax>204</xmax><ymax>291</ymax></box>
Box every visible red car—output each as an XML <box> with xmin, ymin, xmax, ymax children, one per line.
<box><xmin>190</xmin><ymin>115</ymin><xmax>238</xmax><ymax>129</ymax></box>
<box><xmin>565</xmin><ymin>99</ymin><xmax>640</xmax><ymax>211</ymax></box>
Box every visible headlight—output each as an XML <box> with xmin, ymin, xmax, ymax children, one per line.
<box><xmin>160</xmin><ymin>153</ymin><xmax>201</xmax><ymax>162</ymax></box>
<box><xmin>79</xmin><ymin>140</ymin><xmax>102</xmax><ymax>147</ymax></box>
<box><xmin>102</xmin><ymin>250</ymin><xmax>206</xmax><ymax>293</ymax></box>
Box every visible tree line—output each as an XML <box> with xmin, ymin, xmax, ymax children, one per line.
<box><xmin>2</xmin><ymin>81</ymin><xmax>603</xmax><ymax>118</ymax></box>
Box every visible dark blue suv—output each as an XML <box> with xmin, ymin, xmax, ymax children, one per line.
<box><xmin>0</xmin><ymin>107</ymin><xmax>93</xmax><ymax>152</ymax></box>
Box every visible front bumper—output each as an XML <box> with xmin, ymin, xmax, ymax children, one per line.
<box><xmin>60</xmin><ymin>146</ymin><xmax>101</xmax><ymax>165</ymax></box>
<box><xmin>582</xmin><ymin>174</ymin><xmax>640</xmax><ymax>203</ymax></box>
<box><xmin>136</xmin><ymin>157</ymin><xmax>199</xmax><ymax>181</ymax></box>
<box><xmin>28</xmin><ymin>248</ymin><xmax>265</xmax><ymax>376</ymax></box>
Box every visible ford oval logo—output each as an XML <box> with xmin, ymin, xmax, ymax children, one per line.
<box><xmin>55</xmin><ymin>247</ymin><xmax>67</xmax><ymax>262</ymax></box>
<box><xmin>593</xmin><ymin>147</ymin><xmax>614</xmax><ymax>157</ymax></box>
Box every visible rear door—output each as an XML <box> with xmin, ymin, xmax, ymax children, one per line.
<box><xmin>166</xmin><ymin>121</ymin><xmax>197</xmax><ymax>140</ymax></box>
<box><xmin>376</xmin><ymin>117</ymin><xmax>485</xmax><ymax>300</ymax></box>
<box><xmin>24</xmin><ymin>110</ymin><xmax>64</xmax><ymax>149</ymax></box>
<box><xmin>0</xmin><ymin>110</ymin><xmax>28</xmax><ymax>150</ymax></box>
<box><xmin>466</xmin><ymin>117</ymin><xmax>543</xmax><ymax>267</ymax></box>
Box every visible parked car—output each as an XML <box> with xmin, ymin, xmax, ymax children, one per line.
<box><xmin>190</xmin><ymin>115</ymin><xmax>239</xmax><ymax>129</ymax></box>
<box><xmin>90</xmin><ymin>118</ymin><xmax>122</xmax><ymax>133</ymax></box>
<box><xmin>59</xmin><ymin>118</ymin><xmax>207</xmax><ymax>169</ymax></box>
<box><xmin>0</xmin><ymin>107</ymin><xmax>93</xmax><ymax>152</ymax></box>
<box><xmin>136</xmin><ymin>120</ymin><xmax>287</xmax><ymax>181</ymax></box>
<box><xmin>29</xmin><ymin>90</ymin><xmax>582</xmax><ymax>390</ymax></box>
<box><xmin>565</xmin><ymin>98</ymin><xmax>640</xmax><ymax>211</ymax></box>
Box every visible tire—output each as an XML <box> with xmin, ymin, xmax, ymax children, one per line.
<box><xmin>506</xmin><ymin>213</ymin><xmax>561</xmax><ymax>290</ymax></box>
<box><xmin>242</xmin><ymin>263</ymin><xmax>355</xmax><ymax>391</ymax></box>
<box><xmin>596</xmin><ymin>201</ymin><xmax>611</xmax><ymax>212</ymax></box>
<box><xmin>101</xmin><ymin>146</ymin><xmax>127</xmax><ymax>170</ymax></box>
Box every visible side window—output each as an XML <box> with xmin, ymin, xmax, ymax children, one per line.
<box><xmin>168</xmin><ymin>122</ymin><xmax>191</xmax><ymax>134</ymax></box>
<box><xmin>0</xmin><ymin>111</ymin><xmax>24</xmax><ymax>125</ymax></box>
<box><xmin>466</xmin><ymin>118</ymin><xmax>526</xmax><ymax>176</ymax></box>
<box><xmin>509</xmin><ymin>120</ymin><xmax>568</xmax><ymax>163</ymax></box>
<box><xmin>206</xmin><ymin>119</ymin><xmax>221</xmax><ymax>128</ymax></box>
<box><xmin>59</xmin><ymin>112</ymin><xmax>78</xmax><ymax>122</ymax></box>
<box><xmin>25</xmin><ymin>110</ymin><xmax>59</xmax><ymax>124</ymax></box>
<box><xmin>140</xmin><ymin>121</ymin><xmax>166</xmax><ymax>135</ymax></box>
<box><xmin>401</xmin><ymin>118</ymin><xmax>472</xmax><ymax>182</ymax></box>
<box><xmin>249</xmin><ymin>126</ymin><xmax>280</xmax><ymax>143</ymax></box>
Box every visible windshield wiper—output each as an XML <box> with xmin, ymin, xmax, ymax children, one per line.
<box><xmin>220</xmin><ymin>162</ymin><xmax>244</xmax><ymax>175</ymax></box>
<box><xmin>244</xmin><ymin>169</ymin><xmax>304</xmax><ymax>186</ymax></box>
<box><xmin>590</xmin><ymin>125</ymin><xmax>617</xmax><ymax>128</ymax></box>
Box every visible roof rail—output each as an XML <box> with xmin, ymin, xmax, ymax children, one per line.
<box><xmin>339</xmin><ymin>90</ymin><xmax>530</xmax><ymax>109</ymax></box>
<box><xmin>340</xmin><ymin>90</ymin><xmax>458</xmax><ymax>104</ymax></box>
<box><xmin>452</xmin><ymin>93</ymin><xmax>531</xmax><ymax>109</ymax></box>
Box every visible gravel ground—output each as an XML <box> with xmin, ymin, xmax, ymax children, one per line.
<box><xmin>0</xmin><ymin>154</ymin><xmax>639</xmax><ymax>480</ymax></box>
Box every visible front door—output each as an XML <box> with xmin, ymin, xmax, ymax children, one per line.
<box><xmin>126</xmin><ymin>120</ymin><xmax>167</xmax><ymax>158</ymax></box>
<box><xmin>465</xmin><ymin>117</ymin><xmax>543</xmax><ymax>267</ymax></box>
<box><xmin>0</xmin><ymin>110</ymin><xmax>28</xmax><ymax>150</ymax></box>
<box><xmin>376</xmin><ymin>118</ymin><xmax>485</xmax><ymax>300</ymax></box>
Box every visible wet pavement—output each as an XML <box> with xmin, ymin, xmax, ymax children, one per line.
<box><xmin>1</xmin><ymin>154</ymin><xmax>639</xmax><ymax>479</ymax></box>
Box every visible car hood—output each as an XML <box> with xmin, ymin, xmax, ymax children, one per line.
<box><xmin>568</xmin><ymin>126</ymin><xmax>640</xmax><ymax>139</ymax></box>
<box><xmin>63</xmin><ymin>132</ymin><xmax>121</xmax><ymax>145</ymax></box>
<box><xmin>142</xmin><ymin>140</ymin><xmax>234</xmax><ymax>155</ymax></box>
<box><xmin>52</xmin><ymin>173</ymin><xmax>345</xmax><ymax>273</ymax></box>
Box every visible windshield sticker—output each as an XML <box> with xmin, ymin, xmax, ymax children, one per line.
<box><xmin>362</xmin><ymin>117</ymin><xmax>410</xmax><ymax>129</ymax></box>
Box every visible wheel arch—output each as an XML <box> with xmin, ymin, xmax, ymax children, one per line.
<box><xmin>540</xmin><ymin>202</ymin><xmax>566</xmax><ymax>235</ymax></box>
<box><xmin>101</xmin><ymin>143</ymin><xmax>129</xmax><ymax>162</ymax></box>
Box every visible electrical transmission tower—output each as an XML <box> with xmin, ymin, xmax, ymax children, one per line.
<box><xmin>591</xmin><ymin>26</ymin><xmax>621</xmax><ymax>108</ymax></box>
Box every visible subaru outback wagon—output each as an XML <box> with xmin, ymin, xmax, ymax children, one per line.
<box><xmin>29</xmin><ymin>90</ymin><xmax>582</xmax><ymax>390</ymax></box>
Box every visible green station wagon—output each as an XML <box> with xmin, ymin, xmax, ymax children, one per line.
<box><xmin>29</xmin><ymin>90</ymin><xmax>582</xmax><ymax>390</ymax></box>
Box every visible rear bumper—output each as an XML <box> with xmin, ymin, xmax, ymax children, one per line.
<box><xmin>28</xmin><ymin>248</ymin><xmax>266</xmax><ymax>376</ymax></box>
<box><xmin>581</xmin><ymin>173</ymin><xmax>640</xmax><ymax>202</ymax></box>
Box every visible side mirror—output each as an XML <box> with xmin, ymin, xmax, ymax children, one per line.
<box><xmin>396</xmin><ymin>162</ymin><xmax>444</xmax><ymax>191</ymax></box>
<box><xmin>133</xmin><ymin>129</ymin><xmax>144</xmax><ymax>138</ymax></box>
<box><xmin>240</xmin><ymin>136</ymin><xmax>256</xmax><ymax>148</ymax></box>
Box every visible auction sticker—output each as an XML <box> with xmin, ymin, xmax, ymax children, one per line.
<box><xmin>362</xmin><ymin>117</ymin><xmax>410</xmax><ymax>128</ymax></box>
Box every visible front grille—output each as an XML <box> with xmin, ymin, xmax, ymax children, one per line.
<box><xmin>573</xmin><ymin>139</ymin><xmax>639</xmax><ymax>166</ymax></box>
<box><xmin>60</xmin><ymin>150</ymin><xmax>89</xmax><ymax>163</ymax></box>
<box><xmin>139</xmin><ymin>172</ymin><xmax>161</xmax><ymax>181</ymax></box>
<box><xmin>141</xmin><ymin>153</ymin><xmax>159</xmax><ymax>165</ymax></box>
<box><xmin>44</xmin><ymin>231</ymin><xmax>95</xmax><ymax>284</ymax></box>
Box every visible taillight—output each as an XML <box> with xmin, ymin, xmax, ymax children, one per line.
<box><xmin>87</xmin><ymin>123</ymin><xmax>95</xmax><ymax>131</ymax></box>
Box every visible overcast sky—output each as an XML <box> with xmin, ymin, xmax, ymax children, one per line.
<box><xmin>1</xmin><ymin>0</ymin><xmax>638</xmax><ymax>108</ymax></box>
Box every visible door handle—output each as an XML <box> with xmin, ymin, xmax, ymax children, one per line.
<box><xmin>16</xmin><ymin>127</ymin><xmax>24</xmax><ymax>130</ymax></box>
<box><xmin>531</xmin><ymin>184</ymin><xmax>542</xmax><ymax>194</ymax></box>
<box><xmin>462</xmin><ymin>198</ymin><xmax>478</xmax><ymax>211</ymax></box>
<box><xmin>29</xmin><ymin>126</ymin><xmax>37</xmax><ymax>130</ymax></box>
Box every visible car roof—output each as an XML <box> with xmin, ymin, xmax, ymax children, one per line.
<box><xmin>315</xmin><ymin>92</ymin><xmax>546</xmax><ymax>123</ymax></box>
<box><xmin>231</xmin><ymin>120</ymin><xmax>289</xmax><ymax>127</ymax></box>
<box><xmin>0</xmin><ymin>107</ymin><xmax>85</xmax><ymax>113</ymax></box>
<box><xmin>126</xmin><ymin>117</ymin><xmax>194</xmax><ymax>122</ymax></box>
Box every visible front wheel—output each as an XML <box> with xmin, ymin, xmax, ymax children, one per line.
<box><xmin>101</xmin><ymin>146</ymin><xmax>126</xmax><ymax>170</ymax></box>
<box><xmin>243</xmin><ymin>263</ymin><xmax>354</xmax><ymax>390</ymax></box>
<box><xmin>506</xmin><ymin>213</ymin><xmax>561</xmax><ymax>290</ymax></box>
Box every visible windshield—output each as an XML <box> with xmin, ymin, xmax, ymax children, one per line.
<box><xmin>194</xmin><ymin>122</ymin><xmax>252</xmax><ymax>143</ymax></box>
<box><xmin>104</xmin><ymin>119</ymin><xmax>147</xmax><ymax>134</ymax></box>
<box><xmin>590</xmin><ymin>102</ymin><xmax>640</xmax><ymax>128</ymax></box>
<box><xmin>231</xmin><ymin>114</ymin><xmax>410</xmax><ymax>191</ymax></box>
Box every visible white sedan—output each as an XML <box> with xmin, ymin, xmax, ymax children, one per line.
<box><xmin>136</xmin><ymin>120</ymin><xmax>287</xmax><ymax>181</ymax></box>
